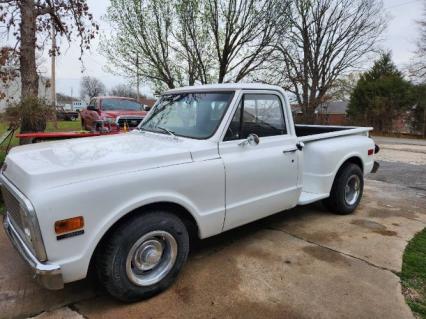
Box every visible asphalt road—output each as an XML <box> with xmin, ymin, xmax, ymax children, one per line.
<box><xmin>369</xmin><ymin>160</ymin><xmax>426</xmax><ymax>192</ymax></box>
<box><xmin>372</xmin><ymin>136</ymin><xmax>426</xmax><ymax>146</ymax></box>
<box><xmin>370</xmin><ymin>135</ymin><xmax>426</xmax><ymax>191</ymax></box>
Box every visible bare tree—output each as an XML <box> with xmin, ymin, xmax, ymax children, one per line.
<box><xmin>102</xmin><ymin>0</ymin><xmax>289</xmax><ymax>93</ymax></box>
<box><xmin>204</xmin><ymin>0</ymin><xmax>288</xmax><ymax>83</ymax></box>
<box><xmin>0</xmin><ymin>0</ymin><xmax>98</xmax><ymax>135</ymax></box>
<box><xmin>80</xmin><ymin>76</ymin><xmax>106</xmax><ymax>100</ymax></box>
<box><xmin>102</xmin><ymin>0</ymin><xmax>180</xmax><ymax>93</ymax></box>
<box><xmin>266</xmin><ymin>0</ymin><xmax>386</xmax><ymax>123</ymax></box>
<box><xmin>0</xmin><ymin>47</ymin><xmax>19</xmax><ymax>101</ymax></box>
<box><xmin>174</xmin><ymin>0</ymin><xmax>214</xmax><ymax>85</ymax></box>
<box><xmin>109</xmin><ymin>83</ymin><xmax>138</xmax><ymax>98</ymax></box>
<box><xmin>409</xmin><ymin>3</ymin><xmax>426</xmax><ymax>81</ymax></box>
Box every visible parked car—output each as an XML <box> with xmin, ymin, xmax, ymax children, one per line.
<box><xmin>1</xmin><ymin>84</ymin><xmax>379</xmax><ymax>302</ymax></box>
<box><xmin>55</xmin><ymin>106</ymin><xmax>79</xmax><ymax>121</ymax></box>
<box><xmin>80</xmin><ymin>96</ymin><xmax>148</xmax><ymax>131</ymax></box>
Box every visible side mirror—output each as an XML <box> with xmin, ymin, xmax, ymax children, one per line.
<box><xmin>239</xmin><ymin>133</ymin><xmax>260</xmax><ymax>147</ymax></box>
<box><xmin>144</xmin><ymin>105</ymin><xmax>151</xmax><ymax>111</ymax></box>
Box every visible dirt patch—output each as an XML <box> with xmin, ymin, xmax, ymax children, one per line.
<box><xmin>351</xmin><ymin>219</ymin><xmax>398</xmax><ymax>237</ymax></box>
<box><xmin>243</xmin><ymin>247</ymin><xmax>283</xmax><ymax>263</ymax></box>
<box><xmin>302</xmin><ymin>246</ymin><xmax>351</xmax><ymax>267</ymax></box>
<box><xmin>368</xmin><ymin>207</ymin><xmax>418</xmax><ymax>220</ymax></box>
<box><xmin>303</xmin><ymin>231</ymin><xmax>342</xmax><ymax>243</ymax></box>
<box><xmin>375</xmin><ymin>229</ymin><xmax>398</xmax><ymax>236</ymax></box>
<box><xmin>75</xmin><ymin>243</ymin><xmax>306</xmax><ymax>319</ymax></box>
<box><xmin>351</xmin><ymin>219</ymin><xmax>387</xmax><ymax>230</ymax></box>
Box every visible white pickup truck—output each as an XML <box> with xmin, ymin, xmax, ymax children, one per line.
<box><xmin>1</xmin><ymin>84</ymin><xmax>379</xmax><ymax>301</ymax></box>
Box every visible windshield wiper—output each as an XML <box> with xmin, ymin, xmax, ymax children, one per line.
<box><xmin>156</xmin><ymin>126</ymin><xmax>176</xmax><ymax>138</ymax></box>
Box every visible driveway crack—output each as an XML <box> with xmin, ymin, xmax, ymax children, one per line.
<box><xmin>265</xmin><ymin>226</ymin><xmax>398</xmax><ymax>274</ymax></box>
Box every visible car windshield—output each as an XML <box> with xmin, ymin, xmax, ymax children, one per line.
<box><xmin>102</xmin><ymin>98</ymin><xmax>143</xmax><ymax>111</ymax></box>
<box><xmin>139</xmin><ymin>92</ymin><xmax>234</xmax><ymax>139</ymax></box>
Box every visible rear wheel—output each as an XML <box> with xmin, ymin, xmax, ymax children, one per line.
<box><xmin>96</xmin><ymin>211</ymin><xmax>189</xmax><ymax>302</ymax></box>
<box><xmin>323</xmin><ymin>163</ymin><xmax>364</xmax><ymax>215</ymax></box>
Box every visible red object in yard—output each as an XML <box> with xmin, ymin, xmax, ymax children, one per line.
<box><xmin>16</xmin><ymin>130</ymin><xmax>121</xmax><ymax>142</ymax></box>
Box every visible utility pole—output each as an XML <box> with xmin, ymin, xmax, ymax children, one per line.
<box><xmin>136</xmin><ymin>53</ymin><xmax>140</xmax><ymax>102</ymax></box>
<box><xmin>51</xmin><ymin>22</ymin><xmax>56</xmax><ymax>108</ymax></box>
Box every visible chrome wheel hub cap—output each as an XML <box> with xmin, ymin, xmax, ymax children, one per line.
<box><xmin>126</xmin><ymin>230</ymin><xmax>177</xmax><ymax>286</ymax></box>
<box><xmin>345</xmin><ymin>174</ymin><xmax>361</xmax><ymax>206</ymax></box>
<box><xmin>134</xmin><ymin>240</ymin><xmax>163</xmax><ymax>271</ymax></box>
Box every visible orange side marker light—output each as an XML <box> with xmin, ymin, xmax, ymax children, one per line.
<box><xmin>55</xmin><ymin>216</ymin><xmax>84</xmax><ymax>234</ymax></box>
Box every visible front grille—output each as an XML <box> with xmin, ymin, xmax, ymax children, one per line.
<box><xmin>1</xmin><ymin>185</ymin><xmax>23</xmax><ymax>230</ymax></box>
<box><xmin>117</xmin><ymin>117</ymin><xmax>144</xmax><ymax>128</ymax></box>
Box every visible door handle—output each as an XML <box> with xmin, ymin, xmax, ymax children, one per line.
<box><xmin>282</xmin><ymin>147</ymin><xmax>298</xmax><ymax>154</ymax></box>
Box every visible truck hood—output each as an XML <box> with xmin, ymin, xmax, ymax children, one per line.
<box><xmin>3</xmin><ymin>132</ymin><xmax>193</xmax><ymax>195</ymax></box>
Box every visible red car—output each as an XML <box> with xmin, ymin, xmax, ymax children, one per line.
<box><xmin>80</xmin><ymin>96</ymin><xmax>149</xmax><ymax>131</ymax></box>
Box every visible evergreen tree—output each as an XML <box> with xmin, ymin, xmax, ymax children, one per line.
<box><xmin>348</xmin><ymin>53</ymin><xmax>413</xmax><ymax>132</ymax></box>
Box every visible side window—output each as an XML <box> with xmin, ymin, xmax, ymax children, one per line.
<box><xmin>242</xmin><ymin>94</ymin><xmax>286</xmax><ymax>138</ymax></box>
<box><xmin>224</xmin><ymin>94</ymin><xmax>286</xmax><ymax>141</ymax></box>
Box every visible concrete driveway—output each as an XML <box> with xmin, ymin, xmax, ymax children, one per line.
<box><xmin>1</xmin><ymin>136</ymin><xmax>425</xmax><ymax>319</ymax></box>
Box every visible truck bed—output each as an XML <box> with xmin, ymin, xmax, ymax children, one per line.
<box><xmin>295</xmin><ymin>124</ymin><xmax>373</xmax><ymax>142</ymax></box>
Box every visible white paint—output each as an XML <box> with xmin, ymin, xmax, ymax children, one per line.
<box><xmin>2</xmin><ymin>84</ymin><xmax>376</xmax><ymax>285</ymax></box>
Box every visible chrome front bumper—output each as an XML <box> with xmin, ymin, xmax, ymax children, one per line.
<box><xmin>3</xmin><ymin>215</ymin><xmax>64</xmax><ymax>290</ymax></box>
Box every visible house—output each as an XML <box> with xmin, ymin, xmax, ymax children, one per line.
<box><xmin>315</xmin><ymin>101</ymin><xmax>348</xmax><ymax>125</ymax></box>
<box><xmin>0</xmin><ymin>75</ymin><xmax>52</xmax><ymax>111</ymax></box>
<box><xmin>138</xmin><ymin>96</ymin><xmax>157</xmax><ymax>108</ymax></box>
<box><xmin>71</xmin><ymin>101</ymin><xmax>86</xmax><ymax>111</ymax></box>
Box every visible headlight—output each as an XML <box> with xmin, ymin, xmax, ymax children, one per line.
<box><xmin>20</xmin><ymin>207</ymin><xmax>34</xmax><ymax>244</ymax></box>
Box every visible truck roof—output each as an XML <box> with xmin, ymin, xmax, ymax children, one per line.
<box><xmin>165</xmin><ymin>83</ymin><xmax>285</xmax><ymax>94</ymax></box>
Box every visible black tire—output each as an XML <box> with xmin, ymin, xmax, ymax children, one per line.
<box><xmin>96</xmin><ymin>211</ymin><xmax>189</xmax><ymax>302</ymax></box>
<box><xmin>322</xmin><ymin>163</ymin><xmax>364</xmax><ymax>215</ymax></box>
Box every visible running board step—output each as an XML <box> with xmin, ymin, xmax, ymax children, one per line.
<box><xmin>298</xmin><ymin>192</ymin><xmax>329</xmax><ymax>205</ymax></box>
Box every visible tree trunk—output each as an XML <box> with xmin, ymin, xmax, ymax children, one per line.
<box><xmin>19</xmin><ymin>0</ymin><xmax>46</xmax><ymax>143</ymax></box>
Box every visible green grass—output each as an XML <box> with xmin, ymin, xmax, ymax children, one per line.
<box><xmin>0</xmin><ymin>120</ymin><xmax>82</xmax><ymax>163</ymax></box>
<box><xmin>401</xmin><ymin>228</ymin><xmax>426</xmax><ymax>318</ymax></box>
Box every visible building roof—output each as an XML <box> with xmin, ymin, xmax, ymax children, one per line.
<box><xmin>316</xmin><ymin>101</ymin><xmax>348</xmax><ymax>115</ymax></box>
<box><xmin>138</xmin><ymin>96</ymin><xmax>157</xmax><ymax>107</ymax></box>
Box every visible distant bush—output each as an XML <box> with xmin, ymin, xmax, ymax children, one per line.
<box><xmin>5</xmin><ymin>97</ymin><xmax>54</xmax><ymax>133</ymax></box>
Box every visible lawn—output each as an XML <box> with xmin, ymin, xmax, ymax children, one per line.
<box><xmin>401</xmin><ymin>228</ymin><xmax>426</xmax><ymax>318</ymax></box>
<box><xmin>0</xmin><ymin>119</ymin><xmax>82</xmax><ymax>163</ymax></box>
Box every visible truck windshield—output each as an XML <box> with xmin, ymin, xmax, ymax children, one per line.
<box><xmin>102</xmin><ymin>98</ymin><xmax>143</xmax><ymax>111</ymax></box>
<box><xmin>139</xmin><ymin>92</ymin><xmax>235</xmax><ymax>139</ymax></box>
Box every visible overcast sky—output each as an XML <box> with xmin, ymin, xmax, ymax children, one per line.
<box><xmin>36</xmin><ymin>0</ymin><xmax>425</xmax><ymax>98</ymax></box>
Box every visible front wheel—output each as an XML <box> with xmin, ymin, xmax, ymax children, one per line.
<box><xmin>323</xmin><ymin>163</ymin><xmax>364</xmax><ymax>215</ymax></box>
<box><xmin>96</xmin><ymin>211</ymin><xmax>189</xmax><ymax>302</ymax></box>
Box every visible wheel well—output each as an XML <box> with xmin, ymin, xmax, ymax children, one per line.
<box><xmin>343</xmin><ymin>156</ymin><xmax>363</xmax><ymax>172</ymax></box>
<box><xmin>87</xmin><ymin>202</ymin><xmax>199</xmax><ymax>278</ymax></box>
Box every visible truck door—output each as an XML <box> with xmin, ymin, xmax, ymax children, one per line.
<box><xmin>219</xmin><ymin>92</ymin><xmax>301</xmax><ymax>231</ymax></box>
